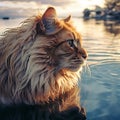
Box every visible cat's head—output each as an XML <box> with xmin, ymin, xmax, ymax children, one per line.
<box><xmin>0</xmin><ymin>7</ymin><xmax>87</xmax><ymax>103</ymax></box>
<box><xmin>36</xmin><ymin>7</ymin><xmax>87</xmax><ymax>73</ymax></box>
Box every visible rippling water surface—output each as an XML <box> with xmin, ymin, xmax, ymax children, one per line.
<box><xmin>0</xmin><ymin>18</ymin><xmax>120</xmax><ymax>120</ymax></box>
<box><xmin>73</xmin><ymin>18</ymin><xmax>120</xmax><ymax>120</ymax></box>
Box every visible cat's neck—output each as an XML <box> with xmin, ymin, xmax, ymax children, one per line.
<box><xmin>33</xmin><ymin>68</ymin><xmax>81</xmax><ymax>104</ymax></box>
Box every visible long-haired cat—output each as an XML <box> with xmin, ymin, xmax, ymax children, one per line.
<box><xmin>0</xmin><ymin>7</ymin><xmax>87</xmax><ymax>120</ymax></box>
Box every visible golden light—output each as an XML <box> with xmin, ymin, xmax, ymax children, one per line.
<box><xmin>76</xmin><ymin>0</ymin><xmax>105</xmax><ymax>8</ymax></box>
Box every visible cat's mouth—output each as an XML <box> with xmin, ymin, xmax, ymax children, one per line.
<box><xmin>67</xmin><ymin>59</ymin><xmax>86</xmax><ymax>72</ymax></box>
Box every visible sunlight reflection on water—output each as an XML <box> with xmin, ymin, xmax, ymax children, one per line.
<box><xmin>0</xmin><ymin>18</ymin><xmax>120</xmax><ymax>120</ymax></box>
<box><xmin>74</xmin><ymin>18</ymin><xmax>120</xmax><ymax>120</ymax></box>
<box><xmin>73</xmin><ymin>18</ymin><xmax>120</xmax><ymax>65</ymax></box>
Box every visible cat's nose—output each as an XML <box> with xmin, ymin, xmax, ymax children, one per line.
<box><xmin>79</xmin><ymin>48</ymin><xmax>88</xmax><ymax>59</ymax></box>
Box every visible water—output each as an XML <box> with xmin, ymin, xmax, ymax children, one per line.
<box><xmin>0</xmin><ymin>18</ymin><xmax>120</xmax><ymax>120</ymax></box>
<box><xmin>73</xmin><ymin>18</ymin><xmax>120</xmax><ymax>120</ymax></box>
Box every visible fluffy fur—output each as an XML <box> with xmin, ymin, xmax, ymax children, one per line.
<box><xmin>0</xmin><ymin>7</ymin><xmax>87</xmax><ymax>119</ymax></box>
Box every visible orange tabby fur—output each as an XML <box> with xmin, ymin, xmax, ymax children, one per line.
<box><xmin>0</xmin><ymin>7</ymin><xmax>87</xmax><ymax>116</ymax></box>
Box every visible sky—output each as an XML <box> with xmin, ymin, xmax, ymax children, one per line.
<box><xmin>0</xmin><ymin>0</ymin><xmax>105</xmax><ymax>18</ymax></box>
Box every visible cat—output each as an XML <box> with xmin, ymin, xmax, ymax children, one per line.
<box><xmin>0</xmin><ymin>7</ymin><xmax>87</xmax><ymax>120</ymax></box>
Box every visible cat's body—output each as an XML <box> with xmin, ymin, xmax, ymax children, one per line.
<box><xmin>0</xmin><ymin>7</ymin><xmax>87</xmax><ymax>119</ymax></box>
<box><xmin>0</xmin><ymin>87</ymin><xmax>86</xmax><ymax>120</ymax></box>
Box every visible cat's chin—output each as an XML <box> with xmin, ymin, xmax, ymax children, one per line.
<box><xmin>67</xmin><ymin>65</ymin><xmax>83</xmax><ymax>72</ymax></box>
<box><xmin>66</xmin><ymin>59</ymin><xmax>86</xmax><ymax>72</ymax></box>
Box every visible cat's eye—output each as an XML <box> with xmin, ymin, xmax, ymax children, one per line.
<box><xmin>67</xmin><ymin>39</ymin><xmax>78</xmax><ymax>48</ymax></box>
<box><xmin>53</xmin><ymin>39</ymin><xmax>79</xmax><ymax>52</ymax></box>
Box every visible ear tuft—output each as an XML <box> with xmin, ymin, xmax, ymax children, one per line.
<box><xmin>39</xmin><ymin>7</ymin><xmax>63</xmax><ymax>35</ymax></box>
<box><xmin>42</xmin><ymin>7</ymin><xmax>57</xmax><ymax>18</ymax></box>
<box><xmin>63</xmin><ymin>15</ymin><xmax>71</xmax><ymax>22</ymax></box>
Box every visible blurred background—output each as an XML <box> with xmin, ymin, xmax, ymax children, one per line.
<box><xmin>0</xmin><ymin>0</ymin><xmax>105</xmax><ymax>18</ymax></box>
<box><xmin>0</xmin><ymin>0</ymin><xmax>120</xmax><ymax>120</ymax></box>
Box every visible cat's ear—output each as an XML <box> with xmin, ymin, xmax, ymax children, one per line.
<box><xmin>63</xmin><ymin>15</ymin><xmax>71</xmax><ymax>22</ymax></box>
<box><xmin>39</xmin><ymin>7</ymin><xmax>63</xmax><ymax>35</ymax></box>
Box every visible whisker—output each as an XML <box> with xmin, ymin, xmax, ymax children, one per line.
<box><xmin>86</xmin><ymin>63</ymin><xmax>91</xmax><ymax>77</ymax></box>
<box><xmin>83</xmin><ymin>61</ymin><xmax>91</xmax><ymax>77</ymax></box>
